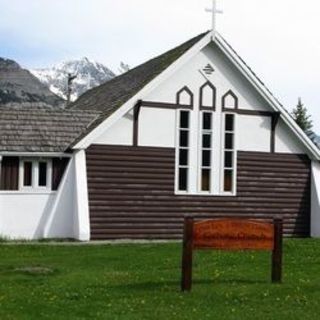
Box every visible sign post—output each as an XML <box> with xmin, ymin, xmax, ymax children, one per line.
<box><xmin>272</xmin><ymin>218</ymin><xmax>283</xmax><ymax>283</ymax></box>
<box><xmin>181</xmin><ymin>217</ymin><xmax>283</xmax><ymax>291</ymax></box>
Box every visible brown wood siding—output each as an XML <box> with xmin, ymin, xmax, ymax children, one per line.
<box><xmin>0</xmin><ymin>157</ymin><xmax>19</xmax><ymax>190</ymax></box>
<box><xmin>86</xmin><ymin>145</ymin><xmax>311</xmax><ymax>240</ymax></box>
<box><xmin>52</xmin><ymin>158</ymin><xmax>69</xmax><ymax>191</ymax></box>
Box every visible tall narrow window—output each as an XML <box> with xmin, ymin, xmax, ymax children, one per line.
<box><xmin>177</xmin><ymin>110</ymin><xmax>190</xmax><ymax>192</ymax></box>
<box><xmin>23</xmin><ymin>161</ymin><xmax>32</xmax><ymax>187</ymax></box>
<box><xmin>200</xmin><ymin>112</ymin><xmax>213</xmax><ymax>192</ymax></box>
<box><xmin>38</xmin><ymin>162</ymin><xmax>47</xmax><ymax>187</ymax></box>
<box><xmin>223</xmin><ymin>114</ymin><xmax>235</xmax><ymax>192</ymax></box>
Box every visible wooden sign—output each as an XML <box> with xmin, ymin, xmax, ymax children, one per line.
<box><xmin>193</xmin><ymin>219</ymin><xmax>274</xmax><ymax>250</ymax></box>
<box><xmin>181</xmin><ymin>217</ymin><xmax>283</xmax><ymax>291</ymax></box>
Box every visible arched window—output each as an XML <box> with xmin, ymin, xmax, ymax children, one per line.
<box><xmin>222</xmin><ymin>90</ymin><xmax>238</xmax><ymax>110</ymax></box>
<box><xmin>199</xmin><ymin>81</ymin><xmax>216</xmax><ymax>110</ymax></box>
<box><xmin>176</xmin><ymin>86</ymin><xmax>193</xmax><ymax>107</ymax></box>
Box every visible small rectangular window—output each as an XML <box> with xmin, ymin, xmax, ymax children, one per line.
<box><xmin>203</xmin><ymin>113</ymin><xmax>212</xmax><ymax>130</ymax></box>
<box><xmin>225</xmin><ymin>133</ymin><xmax>234</xmax><ymax>149</ymax></box>
<box><xmin>179</xmin><ymin>149</ymin><xmax>188</xmax><ymax>166</ymax></box>
<box><xmin>225</xmin><ymin>114</ymin><xmax>234</xmax><ymax>131</ymax></box>
<box><xmin>224</xmin><ymin>170</ymin><xmax>233</xmax><ymax>192</ymax></box>
<box><xmin>202</xmin><ymin>134</ymin><xmax>211</xmax><ymax>148</ymax></box>
<box><xmin>179</xmin><ymin>130</ymin><xmax>189</xmax><ymax>147</ymax></box>
<box><xmin>38</xmin><ymin>162</ymin><xmax>47</xmax><ymax>187</ymax></box>
<box><xmin>180</xmin><ymin>111</ymin><xmax>189</xmax><ymax>128</ymax></box>
<box><xmin>201</xmin><ymin>169</ymin><xmax>210</xmax><ymax>191</ymax></box>
<box><xmin>23</xmin><ymin>162</ymin><xmax>32</xmax><ymax>187</ymax></box>
<box><xmin>224</xmin><ymin>151</ymin><xmax>233</xmax><ymax>168</ymax></box>
<box><xmin>20</xmin><ymin>159</ymin><xmax>51</xmax><ymax>191</ymax></box>
<box><xmin>202</xmin><ymin>150</ymin><xmax>211</xmax><ymax>167</ymax></box>
<box><xmin>179</xmin><ymin>168</ymin><xmax>188</xmax><ymax>191</ymax></box>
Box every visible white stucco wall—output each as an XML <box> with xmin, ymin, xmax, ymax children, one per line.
<box><xmin>0</xmin><ymin>192</ymin><xmax>55</xmax><ymax>239</ymax></box>
<box><xmin>43</xmin><ymin>157</ymin><xmax>76</xmax><ymax>239</ymax></box>
<box><xmin>275</xmin><ymin>119</ymin><xmax>306</xmax><ymax>154</ymax></box>
<box><xmin>145</xmin><ymin>42</ymin><xmax>269</xmax><ymax>112</ymax></box>
<box><xmin>311</xmin><ymin>161</ymin><xmax>320</xmax><ymax>237</ymax></box>
<box><xmin>237</xmin><ymin>115</ymin><xmax>271</xmax><ymax>152</ymax></box>
<box><xmin>0</xmin><ymin>153</ymin><xmax>89</xmax><ymax>241</ymax></box>
<box><xmin>139</xmin><ymin>107</ymin><xmax>176</xmax><ymax>148</ymax></box>
<box><xmin>73</xmin><ymin>150</ymin><xmax>90</xmax><ymax>241</ymax></box>
<box><xmin>94</xmin><ymin>110</ymin><xmax>133</xmax><ymax>146</ymax></box>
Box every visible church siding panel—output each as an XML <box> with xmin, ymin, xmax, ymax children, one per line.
<box><xmin>86</xmin><ymin>145</ymin><xmax>311</xmax><ymax>239</ymax></box>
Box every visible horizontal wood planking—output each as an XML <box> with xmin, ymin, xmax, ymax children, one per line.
<box><xmin>86</xmin><ymin>145</ymin><xmax>311</xmax><ymax>239</ymax></box>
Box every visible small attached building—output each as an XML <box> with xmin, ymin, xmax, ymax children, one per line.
<box><xmin>1</xmin><ymin>31</ymin><xmax>320</xmax><ymax>240</ymax></box>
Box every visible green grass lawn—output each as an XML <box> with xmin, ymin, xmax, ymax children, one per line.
<box><xmin>0</xmin><ymin>240</ymin><xmax>320</xmax><ymax>320</ymax></box>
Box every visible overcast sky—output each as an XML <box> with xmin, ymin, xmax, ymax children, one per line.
<box><xmin>0</xmin><ymin>0</ymin><xmax>319</xmax><ymax>132</ymax></box>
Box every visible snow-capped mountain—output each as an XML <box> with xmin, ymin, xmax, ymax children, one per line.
<box><xmin>31</xmin><ymin>57</ymin><xmax>115</xmax><ymax>102</ymax></box>
<box><xmin>0</xmin><ymin>57</ymin><xmax>64</xmax><ymax>108</ymax></box>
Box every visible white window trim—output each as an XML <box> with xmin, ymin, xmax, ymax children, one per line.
<box><xmin>174</xmin><ymin>89</ymin><xmax>238</xmax><ymax>197</ymax></box>
<box><xmin>19</xmin><ymin>158</ymin><xmax>52</xmax><ymax>192</ymax></box>
<box><xmin>175</xmin><ymin>109</ymin><xmax>191</xmax><ymax>194</ymax></box>
<box><xmin>197</xmin><ymin>111</ymin><xmax>214</xmax><ymax>194</ymax></box>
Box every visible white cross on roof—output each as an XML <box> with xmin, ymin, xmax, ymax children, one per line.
<box><xmin>205</xmin><ymin>0</ymin><xmax>223</xmax><ymax>39</ymax></box>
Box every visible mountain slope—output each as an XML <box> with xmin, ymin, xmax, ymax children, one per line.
<box><xmin>0</xmin><ymin>58</ymin><xmax>64</xmax><ymax>108</ymax></box>
<box><xmin>31</xmin><ymin>57</ymin><xmax>115</xmax><ymax>101</ymax></box>
<box><xmin>309</xmin><ymin>132</ymin><xmax>320</xmax><ymax>149</ymax></box>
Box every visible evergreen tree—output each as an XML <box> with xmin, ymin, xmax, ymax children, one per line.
<box><xmin>291</xmin><ymin>98</ymin><xmax>313</xmax><ymax>133</ymax></box>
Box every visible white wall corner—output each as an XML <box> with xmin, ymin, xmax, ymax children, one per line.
<box><xmin>73</xmin><ymin>150</ymin><xmax>90</xmax><ymax>241</ymax></box>
<box><xmin>311</xmin><ymin>161</ymin><xmax>320</xmax><ymax>237</ymax></box>
<box><xmin>43</xmin><ymin>156</ymin><xmax>76</xmax><ymax>239</ymax></box>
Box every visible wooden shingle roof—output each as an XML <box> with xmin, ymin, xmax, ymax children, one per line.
<box><xmin>0</xmin><ymin>32</ymin><xmax>209</xmax><ymax>153</ymax></box>
<box><xmin>67</xmin><ymin>32</ymin><xmax>209</xmax><ymax>147</ymax></box>
<box><xmin>0</xmin><ymin>107</ymin><xmax>99</xmax><ymax>152</ymax></box>
<box><xmin>70</xmin><ymin>32</ymin><xmax>209</xmax><ymax>115</ymax></box>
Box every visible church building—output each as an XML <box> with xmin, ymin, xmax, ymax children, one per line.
<box><xmin>1</xmin><ymin>29</ymin><xmax>320</xmax><ymax>240</ymax></box>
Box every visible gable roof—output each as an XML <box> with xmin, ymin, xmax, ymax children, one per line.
<box><xmin>0</xmin><ymin>107</ymin><xmax>99</xmax><ymax>153</ymax></box>
<box><xmin>67</xmin><ymin>31</ymin><xmax>320</xmax><ymax>160</ymax></box>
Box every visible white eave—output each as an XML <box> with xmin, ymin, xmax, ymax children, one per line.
<box><xmin>215</xmin><ymin>34</ymin><xmax>320</xmax><ymax>161</ymax></box>
<box><xmin>0</xmin><ymin>152</ymin><xmax>72</xmax><ymax>158</ymax></box>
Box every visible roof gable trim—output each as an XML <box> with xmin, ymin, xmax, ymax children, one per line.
<box><xmin>215</xmin><ymin>35</ymin><xmax>320</xmax><ymax>160</ymax></box>
<box><xmin>73</xmin><ymin>31</ymin><xmax>319</xmax><ymax>160</ymax></box>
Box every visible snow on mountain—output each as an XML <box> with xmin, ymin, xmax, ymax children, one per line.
<box><xmin>31</xmin><ymin>57</ymin><xmax>115</xmax><ymax>101</ymax></box>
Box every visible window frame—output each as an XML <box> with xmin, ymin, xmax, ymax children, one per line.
<box><xmin>220</xmin><ymin>112</ymin><xmax>237</xmax><ymax>195</ymax></box>
<box><xmin>198</xmin><ymin>111</ymin><xmax>214</xmax><ymax>194</ymax></box>
<box><xmin>19</xmin><ymin>158</ymin><xmax>52</xmax><ymax>191</ymax></box>
<box><xmin>175</xmin><ymin>109</ymin><xmax>191</xmax><ymax>194</ymax></box>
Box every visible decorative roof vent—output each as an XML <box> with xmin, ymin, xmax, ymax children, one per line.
<box><xmin>203</xmin><ymin>64</ymin><xmax>215</xmax><ymax>75</ymax></box>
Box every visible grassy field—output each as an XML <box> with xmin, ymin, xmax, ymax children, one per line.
<box><xmin>0</xmin><ymin>240</ymin><xmax>320</xmax><ymax>320</ymax></box>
